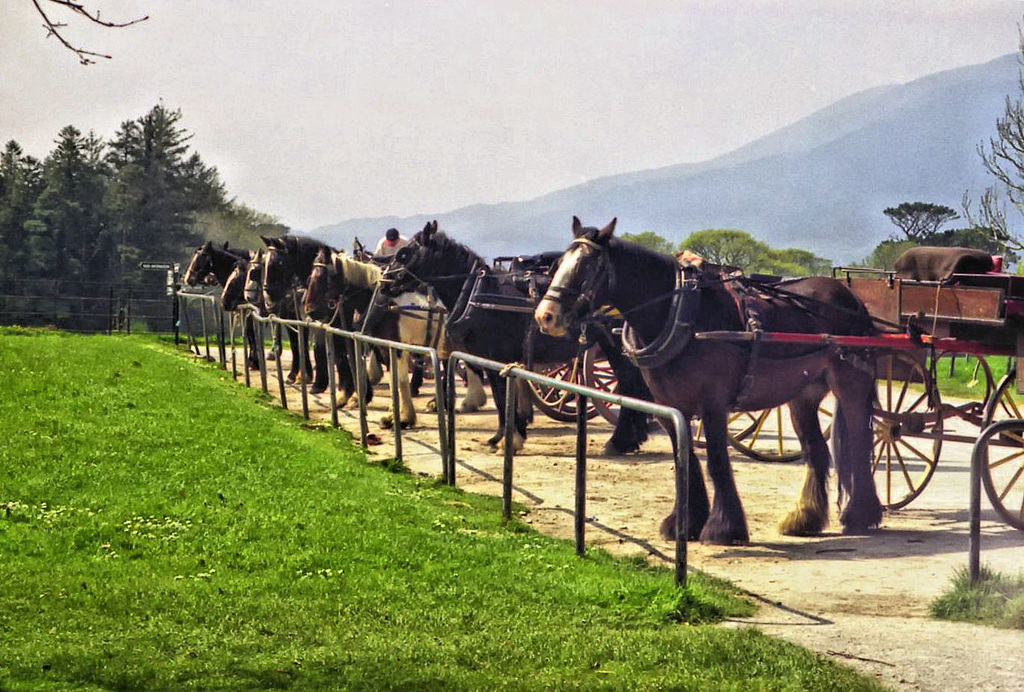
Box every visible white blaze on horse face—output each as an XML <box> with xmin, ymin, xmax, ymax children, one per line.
<box><xmin>535</xmin><ymin>244</ymin><xmax>585</xmax><ymax>337</ymax></box>
<box><xmin>184</xmin><ymin>248</ymin><xmax>203</xmax><ymax>285</ymax></box>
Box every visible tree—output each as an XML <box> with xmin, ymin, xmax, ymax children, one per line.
<box><xmin>105</xmin><ymin>104</ymin><xmax>227</xmax><ymax>280</ymax></box>
<box><xmin>620</xmin><ymin>230</ymin><xmax>675</xmax><ymax>255</ymax></box>
<box><xmin>28</xmin><ymin>0</ymin><xmax>147</xmax><ymax>65</ymax></box>
<box><xmin>859</xmin><ymin>239</ymin><xmax>918</xmax><ymax>271</ymax></box>
<box><xmin>882</xmin><ymin>202</ymin><xmax>958</xmax><ymax>242</ymax></box>
<box><xmin>679</xmin><ymin>229</ymin><xmax>770</xmax><ymax>270</ymax></box>
<box><xmin>0</xmin><ymin>141</ymin><xmax>44</xmax><ymax>285</ymax></box>
<box><xmin>28</xmin><ymin>126</ymin><xmax>111</xmax><ymax>282</ymax></box>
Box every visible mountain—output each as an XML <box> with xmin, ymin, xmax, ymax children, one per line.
<box><xmin>307</xmin><ymin>54</ymin><xmax>1020</xmax><ymax>264</ymax></box>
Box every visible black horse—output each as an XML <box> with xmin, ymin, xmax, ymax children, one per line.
<box><xmin>387</xmin><ymin>221</ymin><xmax>651</xmax><ymax>454</ymax></box>
<box><xmin>260</xmin><ymin>235</ymin><xmax>367</xmax><ymax>404</ymax></box>
<box><xmin>184</xmin><ymin>241</ymin><xmax>262</xmax><ymax>371</ymax></box>
<box><xmin>535</xmin><ymin>218</ymin><xmax>883</xmax><ymax>545</ymax></box>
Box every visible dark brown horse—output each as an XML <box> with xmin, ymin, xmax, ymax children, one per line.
<box><xmin>535</xmin><ymin>218</ymin><xmax>883</xmax><ymax>545</ymax></box>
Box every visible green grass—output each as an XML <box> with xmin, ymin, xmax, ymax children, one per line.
<box><xmin>0</xmin><ymin>329</ymin><xmax>881</xmax><ymax>690</ymax></box>
<box><xmin>933</xmin><ymin>354</ymin><xmax>1012</xmax><ymax>401</ymax></box>
<box><xmin>931</xmin><ymin>566</ymin><xmax>1024</xmax><ymax>630</ymax></box>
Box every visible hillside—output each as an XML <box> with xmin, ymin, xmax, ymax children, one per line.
<box><xmin>309</xmin><ymin>54</ymin><xmax>1020</xmax><ymax>263</ymax></box>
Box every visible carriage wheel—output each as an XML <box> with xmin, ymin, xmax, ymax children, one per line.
<box><xmin>582</xmin><ymin>345</ymin><xmax>620</xmax><ymax>425</ymax></box>
<box><xmin>872</xmin><ymin>352</ymin><xmax>943</xmax><ymax>510</ymax></box>
<box><xmin>528</xmin><ymin>356</ymin><xmax>599</xmax><ymax>422</ymax></box>
<box><xmin>980</xmin><ymin>368</ymin><xmax>1024</xmax><ymax>531</ymax></box>
<box><xmin>692</xmin><ymin>402</ymin><xmax>834</xmax><ymax>463</ymax></box>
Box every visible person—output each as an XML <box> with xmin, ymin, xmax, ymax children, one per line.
<box><xmin>374</xmin><ymin>228</ymin><xmax>410</xmax><ymax>258</ymax></box>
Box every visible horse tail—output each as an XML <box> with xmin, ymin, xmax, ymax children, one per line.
<box><xmin>831</xmin><ymin>366</ymin><xmax>876</xmax><ymax>510</ymax></box>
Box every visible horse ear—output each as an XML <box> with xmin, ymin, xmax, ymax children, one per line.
<box><xmin>260</xmin><ymin>235</ymin><xmax>275</xmax><ymax>247</ymax></box>
<box><xmin>597</xmin><ymin>218</ymin><xmax>617</xmax><ymax>241</ymax></box>
<box><xmin>223</xmin><ymin>241</ymin><xmax>230</xmax><ymax>250</ymax></box>
<box><xmin>572</xmin><ymin>216</ymin><xmax>584</xmax><ymax>237</ymax></box>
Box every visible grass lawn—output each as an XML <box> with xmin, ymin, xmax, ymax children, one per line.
<box><xmin>931</xmin><ymin>567</ymin><xmax>1024</xmax><ymax>630</ymax></box>
<box><xmin>0</xmin><ymin>329</ymin><xmax>880</xmax><ymax>690</ymax></box>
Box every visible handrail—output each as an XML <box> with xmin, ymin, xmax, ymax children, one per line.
<box><xmin>446</xmin><ymin>350</ymin><xmax>692</xmax><ymax>587</ymax></box>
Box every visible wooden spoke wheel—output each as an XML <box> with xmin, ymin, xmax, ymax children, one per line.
<box><xmin>582</xmin><ymin>345</ymin><xmax>620</xmax><ymax>425</ymax></box>
<box><xmin>692</xmin><ymin>401</ymin><xmax>834</xmax><ymax>463</ymax></box>
<box><xmin>528</xmin><ymin>355</ymin><xmax>599</xmax><ymax>422</ymax></box>
<box><xmin>872</xmin><ymin>352</ymin><xmax>943</xmax><ymax>510</ymax></box>
<box><xmin>981</xmin><ymin>369</ymin><xmax>1024</xmax><ymax>531</ymax></box>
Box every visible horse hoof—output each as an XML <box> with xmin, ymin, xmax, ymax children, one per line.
<box><xmin>778</xmin><ymin>510</ymin><xmax>828</xmax><ymax>537</ymax></box>
<box><xmin>310</xmin><ymin>385</ymin><xmax>326</xmax><ymax>395</ymax></box>
<box><xmin>603</xmin><ymin>439</ymin><xmax>638</xmax><ymax>456</ymax></box>
<box><xmin>698</xmin><ymin>516</ymin><xmax>749</xmax><ymax>545</ymax></box>
<box><xmin>425</xmin><ymin>399</ymin><xmax>437</xmax><ymax>412</ymax></box>
<box><xmin>400</xmin><ymin>420</ymin><xmax>415</xmax><ymax>430</ymax></box>
<box><xmin>380</xmin><ymin>416</ymin><xmax>394</xmax><ymax>430</ymax></box>
<box><xmin>286</xmin><ymin>375</ymin><xmax>298</xmax><ymax>385</ymax></box>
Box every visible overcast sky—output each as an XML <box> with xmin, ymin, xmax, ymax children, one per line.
<box><xmin>1</xmin><ymin>1</ymin><xmax>1022</xmax><ymax>231</ymax></box>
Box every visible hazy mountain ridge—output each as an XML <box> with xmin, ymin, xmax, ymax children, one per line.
<box><xmin>308</xmin><ymin>54</ymin><xmax>1020</xmax><ymax>263</ymax></box>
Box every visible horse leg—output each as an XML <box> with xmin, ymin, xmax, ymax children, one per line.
<box><xmin>512</xmin><ymin>379</ymin><xmax>531</xmax><ymax>452</ymax></box>
<box><xmin>459</xmin><ymin>366</ymin><xmax>487</xmax><ymax>412</ymax></box>
<box><xmin>380</xmin><ymin>351</ymin><xmax>416</xmax><ymax>430</ymax></box>
<box><xmin>285</xmin><ymin>326</ymin><xmax>304</xmax><ymax>383</ymax></box>
<box><xmin>410</xmin><ymin>355</ymin><xmax>424</xmax><ymax>397</ymax></box>
<box><xmin>657</xmin><ymin>416</ymin><xmax>709</xmax><ymax>541</ymax></box>
<box><xmin>600</xmin><ymin>342</ymin><xmax>651</xmax><ymax>455</ymax></box>
<box><xmin>830</xmin><ymin>364</ymin><xmax>883</xmax><ymax>534</ymax></box>
<box><xmin>244</xmin><ymin>318</ymin><xmax>260</xmax><ymax>370</ymax></box>
<box><xmin>698</xmin><ymin>409</ymin><xmax>749</xmax><ymax>545</ymax></box>
<box><xmin>778</xmin><ymin>386</ymin><xmax>832</xmax><ymax>536</ymax></box>
<box><xmin>332</xmin><ymin>335</ymin><xmax>356</xmax><ymax>408</ymax></box>
<box><xmin>366</xmin><ymin>348</ymin><xmax>384</xmax><ymax>387</ymax></box>
<box><xmin>310</xmin><ymin>331</ymin><xmax>328</xmax><ymax>393</ymax></box>
<box><xmin>485</xmin><ymin>372</ymin><xmax>506</xmax><ymax>448</ymax></box>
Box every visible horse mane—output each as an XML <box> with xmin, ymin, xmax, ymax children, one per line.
<box><xmin>332</xmin><ymin>251</ymin><xmax>381</xmax><ymax>289</ymax></box>
<box><xmin>413</xmin><ymin>229</ymin><xmax>488</xmax><ymax>276</ymax></box>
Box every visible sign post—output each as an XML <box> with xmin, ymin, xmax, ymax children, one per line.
<box><xmin>140</xmin><ymin>261</ymin><xmax>181</xmax><ymax>340</ymax></box>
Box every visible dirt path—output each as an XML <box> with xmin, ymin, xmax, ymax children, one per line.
<box><xmin>234</xmin><ymin>356</ymin><xmax>1024</xmax><ymax>691</ymax></box>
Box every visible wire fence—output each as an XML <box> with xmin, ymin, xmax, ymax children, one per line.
<box><xmin>0</xmin><ymin>277</ymin><xmax>178</xmax><ymax>334</ymax></box>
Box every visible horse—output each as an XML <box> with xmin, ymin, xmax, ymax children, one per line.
<box><xmin>260</xmin><ymin>235</ymin><xmax>367</xmax><ymax>404</ymax></box>
<box><xmin>303</xmin><ymin>246</ymin><xmax>485</xmax><ymax>428</ymax></box>
<box><xmin>219</xmin><ymin>252</ymin><xmax>262</xmax><ymax>370</ymax></box>
<box><xmin>534</xmin><ymin>217</ymin><xmax>883</xmax><ymax>545</ymax></box>
<box><xmin>184</xmin><ymin>241</ymin><xmax>260</xmax><ymax>371</ymax></box>
<box><xmin>386</xmin><ymin>220</ymin><xmax>652</xmax><ymax>454</ymax></box>
<box><xmin>242</xmin><ymin>248</ymin><xmax>314</xmax><ymax>384</ymax></box>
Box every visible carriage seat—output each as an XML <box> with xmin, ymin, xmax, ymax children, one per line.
<box><xmin>893</xmin><ymin>246</ymin><xmax>995</xmax><ymax>282</ymax></box>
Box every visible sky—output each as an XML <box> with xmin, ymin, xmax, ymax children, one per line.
<box><xmin>2</xmin><ymin>1</ymin><xmax>1022</xmax><ymax>231</ymax></box>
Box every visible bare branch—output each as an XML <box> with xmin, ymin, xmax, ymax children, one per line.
<box><xmin>30</xmin><ymin>0</ymin><xmax>148</xmax><ymax>65</ymax></box>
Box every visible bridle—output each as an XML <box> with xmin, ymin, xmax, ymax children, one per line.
<box><xmin>542</xmin><ymin>236</ymin><xmax>615</xmax><ymax>319</ymax></box>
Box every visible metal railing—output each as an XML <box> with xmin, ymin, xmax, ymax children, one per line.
<box><xmin>445</xmin><ymin>351</ymin><xmax>691</xmax><ymax>587</ymax></box>
<box><xmin>175</xmin><ymin>290</ymin><xmax>693</xmax><ymax>587</ymax></box>
<box><xmin>969</xmin><ymin>419</ymin><xmax>1024</xmax><ymax>584</ymax></box>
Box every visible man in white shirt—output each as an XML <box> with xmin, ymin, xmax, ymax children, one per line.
<box><xmin>374</xmin><ymin>228</ymin><xmax>410</xmax><ymax>258</ymax></box>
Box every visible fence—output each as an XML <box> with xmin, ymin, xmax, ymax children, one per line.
<box><xmin>969</xmin><ymin>419</ymin><xmax>1024</xmax><ymax>584</ymax></box>
<box><xmin>0</xmin><ymin>277</ymin><xmax>177</xmax><ymax>334</ymax></box>
<box><xmin>176</xmin><ymin>290</ymin><xmax>694</xmax><ymax>587</ymax></box>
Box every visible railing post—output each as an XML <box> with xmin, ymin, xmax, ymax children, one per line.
<box><xmin>502</xmin><ymin>373</ymin><xmax>517</xmax><ymax>520</ymax></box>
<box><xmin>431</xmin><ymin>355</ymin><xmax>449</xmax><ymax>484</ymax></box>
<box><xmin>325</xmin><ymin>330</ymin><xmax>339</xmax><ymax>428</ymax></box>
<box><xmin>257</xmin><ymin>318</ymin><xmax>269</xmax><ymax>394</ymax></box>
<box><xmin>229</xmin><ymin>312</ymin><xmax>238</xmax><ymax>380</ymax></box>
<box><xmin>217</xmin><ymin>304</ymin><xmax>227</xmax><ymax>369</ymax></box>
<box><xmin>297</xmin><ymin>323</ymin><xmax>310</xmax><ymax>420</ymax></box>
<box><xmin>242</xmin><ymin>311</ymin><xmax>251</xmax><ymax>387</ymax></box>
<box><xmin>575</xmin><ymin>391</ymin><xmax>588</xmax><ymax>556</ymax></box>
<box><xmin>200</xmin><ymin>300</ymin><xmax>210</xmax><ymax>360</ymax></box>
<box><xmin>445</xmin><ymin>358</ymin><xmax>458</xmax><ymax>486</ymax></box>
<box><xmin>673</xmin><ymin>414</ymin><xmax>690</xmax><ymax>588</ymax></box>
<box><xmin>354</xmin><ymin>339</ymin><xmax>369</xmax><ymax>449</ymax></box>
<box><xmin>390</xmin><ymin>346</ymin><xmax>403</xmax><ymax>463</ymax></box>
<box><xmin>275</xmin><ymin>321</ymin><xmax>288</xmax><ymax>409</ymax></box>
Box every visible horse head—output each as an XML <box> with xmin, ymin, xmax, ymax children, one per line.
<box><xmin>535</xmin><ymin>217</ymin><xmax>617</xmax><ymax>337</ymax></box>
<box><xmin>260</xmin><ymin>235</ymin><xmax>298</xmax><ymax>312</ymax></box>
<box><xmin>244</xmin><ymin>249</ymin><xmax>265</xmax><ymax>310</ymax></box>
<box><xmin>184</xmin><ymin>241</ymin><xmax>216</xmax><ymax>286</ymax></box>
<box><xmin>220</xmin><ymin>256</ymin><xmax>249</xmax><ymax>311</ymax></box>
<box><xmin>304</xmin><ymin>246</ymin><xmax>339</xmax><ymax>321</ymax></box>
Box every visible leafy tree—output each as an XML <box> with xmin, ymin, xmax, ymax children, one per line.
<box><xmin>27</xmin><ymin>126</ymin><xmax>112</xmax><ymax>282</ymax></box>
<box><xmin>680</xmin><ymin>229</ymin><xmax>770</xmax><ymax>270</ymax></box>
<box><xmin>882</xmin><ymin>202</ymin><xmax>958</xmax><ymax>242</ymax></box>
<box><xmin>106</xmin><ymin>104</ymin><xmax>227</xmax><ymax>280</ymax></box>
<box><xmin>859</xmin><ymin>239</ymin><xmax>918</xmax><ymax>271</ymax></box>
<box><xmin>0</xmin><ymin>141</ymin><xmax>44</xmax><ymax>285</ymax></box>
<box><xmin>620</xmin><ymin>230</ymin><xmax>675</xmax><ymax>255</ymax></box>
<box><xmin>196</xmin><ymin>202</ymin><xmax>289</xmax><ymax>251</ymax></box>
<box><xmin>757</xmin><ymin>248</ymin><xmax>833</xmax><ymax>277</ymax></box>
